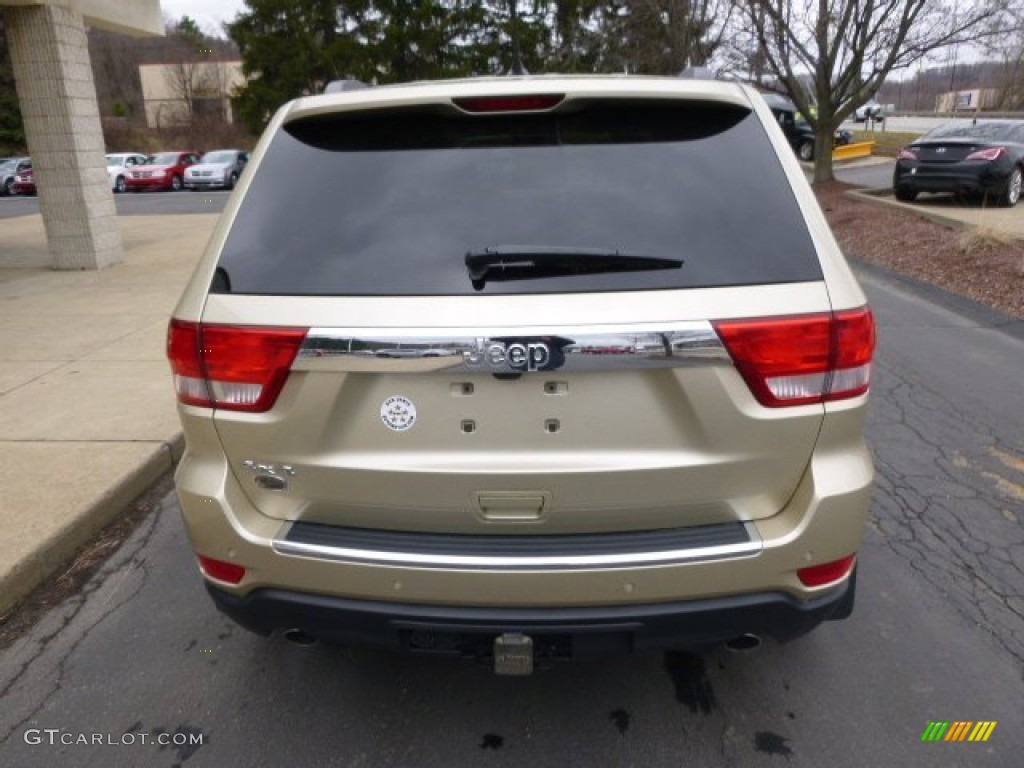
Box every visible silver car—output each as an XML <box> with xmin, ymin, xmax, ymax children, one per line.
<box><xmin>1</xmin><ymin>156</ymin><xmax>30</xmax><ymax>196</ymax></box>
<box><xmin>168</xmin><ymin>77</ymin><xmax>876</xmax><ymax>674</ymax></box>
<box><xmin>184</xmin><ymin>149</ymin><xmax>249</xmax><ymax>191</ymax></box>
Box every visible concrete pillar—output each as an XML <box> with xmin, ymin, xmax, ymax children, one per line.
<box><xmin>4</xmin><ymin>4</ymin><xmax>122</xmax><ymax>270</ymax></box>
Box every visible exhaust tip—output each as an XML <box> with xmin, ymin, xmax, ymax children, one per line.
<box><xmin>725</xmin><ymin>633</ymin><xmax>762</xmax><ymax>652</ymax></box>
<box><xmin>283</xmin><ymin>628</ymin><xmax>317</xmax><ymax>647</ymax></box>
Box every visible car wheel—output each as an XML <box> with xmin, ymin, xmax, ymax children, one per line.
<box><xmin>115</xmin><ymin>176</ymin><xmax>126</xmax><ymax>194</ymax></box>
<box><xmin>170</xmin><ymin>175</ymin><xmax>183</xmax><ymax>192</ymax></box>
<box><xmin>798</xmin><ymin>140</ymin><xmax>814</xmax><ymax>162</ymax></box>
<box><xmin>3</xmin><ymin>178</ymin><xmax>12</xmax><ymax>196</ymax></box>
<box><xmin>999</xmin><ymin>167</ymin><xmax>1021</xmax><ymax>208</ymax></box>
<box><xmin>894</xmin><ymin>186</ymin><xmax>918</xmax><ymax>203</ymax></box>
<box><xmin>227</xmin><ymin>172</ymin><xmax>238</xmax><ymax>190</ymax></box>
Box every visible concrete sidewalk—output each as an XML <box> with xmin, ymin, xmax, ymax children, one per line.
<box><xmin>0</xmin><ymin>213</ymin><xmax>217</xmax><ymax>616</ymax></box>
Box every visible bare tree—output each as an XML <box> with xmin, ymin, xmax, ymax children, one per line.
<box><xmin>739</xmin><ymin>0</ymin><xmax>1021</xmax><ymax>182</ymax></box>
<box><xmin>984</xmin><ymin>29</ymin><xmax>1024</xmax><ymax>110</ymax></box>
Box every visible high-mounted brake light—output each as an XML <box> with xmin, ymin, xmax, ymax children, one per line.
<box><xmin>896</xmin><ymin>148</ymin><xmax>918</xmax><ymax>161</ymax></box>
<box><xmin>452</xmin><ymin>94</ymin><xmax>565</xmax><ymax>113</ymax></box>
<box><xmin>167</xmin><ymin>319</ymin><xmax>308</xmax><ymax>412</ymax></box>
<box><xmin>712</xmin><ymin>307</ymin><xmax>875</xmax><ymax>407</ymax></box>
<box><xmin>965</xmin><ymin>146</ymin><xmax>1006</xmax><ymax>161</ymax></box>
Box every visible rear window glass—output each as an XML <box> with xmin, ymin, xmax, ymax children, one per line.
<box><xmin>214</xmin><ymin>99</ymin><xmax>822</xmax><ymax>295</ymax></box>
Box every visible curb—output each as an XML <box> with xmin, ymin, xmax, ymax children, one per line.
<box><xmin>843</xmin><ymin>188</ymin><xmax>1024</xmax><ymax>240</ymax></box>
<box><xmin>0</xmin><ymin>433</ymin><xmax>184</xmax><ymax>617</ymax></box>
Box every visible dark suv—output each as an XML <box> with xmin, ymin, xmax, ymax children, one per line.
<box><xmin>764</xmin><ymin>93</ymin><xmax>853</xmax><ymax>161</ymax></box>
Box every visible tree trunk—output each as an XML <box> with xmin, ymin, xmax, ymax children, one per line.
<box><xmin>812</xmin><ymin>128</ymin><xmax>835</xmax><ymax>183</ymax></box>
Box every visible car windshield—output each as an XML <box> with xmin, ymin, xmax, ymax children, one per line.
<box><xmin>923</xmin><ymin>121</ymin><xmax>1024</xmax><ymax>143</ymax></box>
<box><xmin>0</xmin><ymin>161</ymin><xmax>15</xmax><ymax>172</ymax></box>
<box><xmin>106</xmin><ymin>155</ymin><xmax>127</xmax><ymax>166</ymax></box>
<box><xmin>201</xmin><ymin>151</ymin><xmax>236</xmax><ymax>164</ymax></box>
<box><xmin>147</xmin><ymin>153</ymin><xmax>180</xmax><ymax>165</ymax></box>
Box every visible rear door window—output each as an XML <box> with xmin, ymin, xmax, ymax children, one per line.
<box><xmin>215</xmin><ymin>99</ymin><xmax>822</xmax><ymax>296</ymax></box>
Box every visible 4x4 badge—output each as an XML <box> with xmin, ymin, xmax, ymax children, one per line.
<box><xmin>381</xmin><ymin>395</ymin><xmax>417</xmax><ymax>431</ymax></box>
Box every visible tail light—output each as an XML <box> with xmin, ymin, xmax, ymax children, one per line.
<box><xmin>167</xmin><ymin>319</ymin><xmax>308</xmax><ymax>412</ymax></box>
<box><xmin>896</xmin><ymin>148</ymin><xmax>918</xmax><ymax>161</ymax></box>
<box><xmin>965</xmin><ymin>146</ymin><xmax>1006</xmax><ymax>161</ymax></box>
<box><xmin>713</xmin><ymin>307</ymin><xmax>875</xmax><ymax>407</ymax></box>
<box><xmin>798</xmin><ymin>554</ymin><xmax>856</xmax><ymax>587</ymax></box>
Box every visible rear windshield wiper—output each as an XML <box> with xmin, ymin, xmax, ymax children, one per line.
<box><xmin>465</xmin><ymin>245</ymin><xmax>683</xmax><ymax>291</ymax></box>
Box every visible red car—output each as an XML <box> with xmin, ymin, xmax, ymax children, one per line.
<box><xmin>124</xmin><ymin>150</ymin><xmax>200</xmax><ymax>192</ymax></box>
<box><xmin>12</xmin><ymin>165</ymin><xmax>36</xmax><ymax>195</ymax></box>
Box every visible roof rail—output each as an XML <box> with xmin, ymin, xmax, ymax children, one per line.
<box><xmin>324</xmin><ymin>79</ymin><xmax>370</xmax><ymax>94</ymax></box>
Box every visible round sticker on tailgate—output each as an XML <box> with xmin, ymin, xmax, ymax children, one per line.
<box><xmin>381</xmin><ymin>396</ymin><xmax>417</xmax><ymax>432</ymax></box>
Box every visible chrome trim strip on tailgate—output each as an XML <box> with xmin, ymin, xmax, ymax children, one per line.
<box><xmin>272</xmin><ymin>521</ymin><xmax>762</xmax><ymax>570</ymax></box>
<box><xmin>295</xmin><ymin>322</ymin><xmax>728</xmax><ymax>373</ymax></box>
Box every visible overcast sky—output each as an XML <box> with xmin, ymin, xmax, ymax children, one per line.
<box><xmin>160</xmin><ymin>0</ymin><xmax>247</xmax><ymax>36</ymax></box>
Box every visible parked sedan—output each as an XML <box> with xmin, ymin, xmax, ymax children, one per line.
<box><xmin>1</xmin><ymin>156</ymin><xmax>31</xmax><ymax>196</ymax></box>
<box><xmin>184</xmin><ymin>149</ymin><xmax>249</xmax><ymax>191</ymax></box>
<box><xmin>893</xmin><ymin>120</ymin><xmax>1024</xmax><ymax>207</ymax></box>
<box><xmin>125</xmin><ymin>151</ymin><xmax>200</xmax><ymax>192</ymax></box>
<box><xmin>12</xmin><ymin>164</ymin><xmax>36</xmax><ymax>195</ymax></box>
<box><xmin>106</xmin><ymin>152</ymin><xmax>148</xmax><ymax>193</ymax></box>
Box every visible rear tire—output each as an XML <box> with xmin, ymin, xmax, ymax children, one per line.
<box><xmin>998</xmin><ymin>167</ymin><xmax>1021</xmax><ymax>207</ymax></box>
<box><xmin>797</xmin><ymin>140</ymin><xmax>814</xmax><ymax>162</ymax></box>
<box><xmin>894</xmin><ymin>186</ymin><xmax>918</xmax><ymax>202</ymax></box>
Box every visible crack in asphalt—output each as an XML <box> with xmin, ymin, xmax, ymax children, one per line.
<box><xmin>0</xmin><ymin>504</ymin><xmax>162</xmax><ymax>743</ymax></box>
<box><xmin>869</xmin><ymin>357</ymin><xmax>1024</xmax><ymax>665</ymax></box>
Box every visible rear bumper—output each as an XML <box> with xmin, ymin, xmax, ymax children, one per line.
<box><xmin>894</xmin><ymin>163</ymin><xmax>1011</xmax><ymax>195</ymax></box>
<box><xmin>206</xmin><ymin>570</ymin><xmax>855</xmax><ymax>658</ymax></box>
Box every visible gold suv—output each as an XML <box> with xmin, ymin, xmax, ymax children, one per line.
<box><xmin>167</xmin><ymin>76</ymin><xmax>875</xmax><ymax>674</ymax></box>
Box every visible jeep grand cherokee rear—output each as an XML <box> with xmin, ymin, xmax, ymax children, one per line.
<box><xmin>168</xmin><ymin>77</ymin><xmax>875</xmax><ymax>673</ymax></box>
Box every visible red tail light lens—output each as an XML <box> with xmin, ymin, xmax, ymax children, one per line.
<box><xmin>896</xmin><ymin>148</ymin><xmax>918</xmax><ymax>161</ymax></box>
<box><xmin>713</xmin><ymin>307</ymin><xmax>875</xmax><ymax>407</ymax></box>
<box><xmin>167</xmin><ymin>319</ymin><xmax>308</xmax><ymax>412</ymax></box>
<box><xmin>798</xmin><ymin>554</ymin><xmax>856</xmax><ymax>587</ymax></box>
<box><xmin>453</xmin><ymin>94</ymin><xmax>565</xmax><ymax>113</ymax></box>
<box><xmin>965</xmin><ymin>146</ymin><xmax>1005</xmax><ymax>161</ymax></box>
<box><xmin>197</xmin><ymin>555</ymin><xmax>246</xmax><ymax>584</ymax></box>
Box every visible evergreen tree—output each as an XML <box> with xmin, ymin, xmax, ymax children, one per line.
<box><xmin>0</xmin><ymin>19</ymin><xmax>26</xmax><ymax>154</ymax></box>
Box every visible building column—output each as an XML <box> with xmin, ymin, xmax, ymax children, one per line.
<box><xmin>4</xmin><ymin>4</ymin><xmax>122</xmax><ymax>270</ymax></box>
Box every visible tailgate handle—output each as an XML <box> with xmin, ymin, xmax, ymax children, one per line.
<box><xmin>475</xmin><ymin>492</ymin><xmax>549</xmax><ymax>522</ymax></box>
